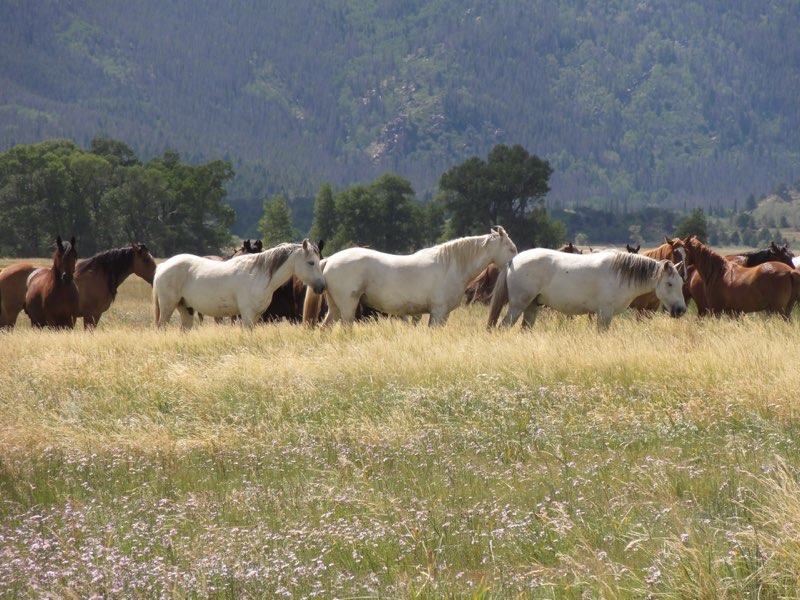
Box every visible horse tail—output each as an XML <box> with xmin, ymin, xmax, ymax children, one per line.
<box><xmin>302</xmin><ymin>257</ymin><xmax>327</xmax><ymax>325</ymax></box>
<box><xmin>152</xmin><ymin>283</ymin><xmax>161</xmax><ymax>327</ymax></box>
<box><xmin>486</xmin><ymin>264</ymin><xmax>509</xmax><ymax>328</ymax></box>
<box><xmin>790</xmin><ymin>269</ymin><xmax>800</xmax><ymax>317</ymax></box>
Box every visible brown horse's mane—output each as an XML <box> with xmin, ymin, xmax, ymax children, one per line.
<box><xmin>642</xmin><ymin>242</ymin><xmax>673</xmax><ymax>261</ymax></box>
<box><xmin>610</xmin><ymin>252</ymin><xmax>660</xmax><ymax>287</ymax></box>
<box><xmin>251</xmin><ymin>242</ymin><xmax>319</xmax><ymax>278</ymax></box>
<box><xmin>687</xmin><ymin>238</ymin><xmax>727</xmax><ymax>284</ymax></box>
<box><xmin>76</xmin><ymin>246</ymin><xmax>139</xmax><ymax>300</ymax></box>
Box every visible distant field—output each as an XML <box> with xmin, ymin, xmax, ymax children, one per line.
<box><xmin>2</xmin><ymin>264</ymin><xmax>800</xmax><ymax>597</ymax></box>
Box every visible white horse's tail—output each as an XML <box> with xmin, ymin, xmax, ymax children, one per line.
<box><xmin>152</xmin><ymin>284</ymin><xmax>161</xmax><ymax>327</ymax></box>
<box><xmin>486</xmin><ymin>264</ymin><xmax>509</xmax><ymax>328</ymax></box>
<box><xmin>302</xmin><ymin>257</ymin><xmax>327</xmax><ymax>325</ymax></box>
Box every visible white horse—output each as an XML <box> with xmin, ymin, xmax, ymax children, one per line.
<box><xmin>487</xmin><ymin>249</ymin><xmax>686</xmax><ymax>330</ymax></box>
<box><xmin>793</xmin><ymin>256</ymin><xmax>800</xmax><ymax>270</ymax></box>
<box><xmin>153</xmin><ymin>240</ymin><xmax>325</xmax><ymax>329</ymax></box>
<box><xmin>304</xmin><ymin>226</ymin><xmax>518</xmax><ymax>326</ymax></box>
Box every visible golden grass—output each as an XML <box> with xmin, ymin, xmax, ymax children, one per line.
<box><xmin>2</xmin><ymin>270</ymin><xmax>800</xmax><ymax>596</ymax></box>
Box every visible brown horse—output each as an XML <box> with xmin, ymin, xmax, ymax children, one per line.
<box><xmin>74</xmin><ymin>243</ymin><xmax>157</xmax><ymax>328</ymax></box>
<box><xmin>684</xmin><ymin>236</ymin><xmax>800</xmax><ymax>318</ymax></box>
<box><xmin>0</xmin><ymin>262</ymin><xmax>39</xmax><ymax>328</ymax></box>
<box><xmin>628</xmin><ymin>236</ymin><xmax>687</xmax><ymax>314</ymax></box>
<box><xmin>465</xmin><ymin>242</ymin><xmax>584</xmax><ymax>305</ymax></box>
<box><xmin>24</xmin><ymin>236</ymin><xmax>80</xmax><ymax>329</ymax></box>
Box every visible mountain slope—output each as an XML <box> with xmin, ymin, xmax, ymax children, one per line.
<box><xmin>1</xmin><ymin>0</ymin><xmax>799</xmax><ymax>212</ymax></box>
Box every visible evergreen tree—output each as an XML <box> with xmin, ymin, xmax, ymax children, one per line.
<box><xmin>439</xmin><ymin>144</ymin><xmax>556</xmax><ymax>248</ymax></box>
<box><xmin>259</xmin><ymin>195</ymin><xmax>296</xmax><ymax>247</ymax></box>
<box><xmin>674</xmin><ymin>208</ymin><xmax>708</xmax><ymax>241</ymax></box>
<box><xmin>309</xmin><ymin>183</ymin><xmax>337</xmax><ymax>244</ymax></box>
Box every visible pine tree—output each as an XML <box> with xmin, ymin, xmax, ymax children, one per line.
<box><xmin>309</xmin><ymin>183</ymin><xmax>337</xmax><ymax>245</ymax></box>
<box><xmin>258</xmin><ymin>195</ymin><xmax>296</xmax><ymax>247</ymax></box>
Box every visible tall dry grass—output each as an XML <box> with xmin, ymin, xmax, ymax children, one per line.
<box><xmin>1</xmin><ymin>270</ymin><xmax>800</xmax><ymax>597</ymax></box>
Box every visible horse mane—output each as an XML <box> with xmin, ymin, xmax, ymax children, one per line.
<box><xmin>642</xmin><ymin>242</ymin><xmax>673</xmax><ymax>261</ymax></box>
<box><xmin>688</xmin><ymin>238</ymin><xmax>727</xmax><ymax>283</ymax></box>
<box><xmin>251</xmin><ymin>242</ymin><xmax>319</xmax><ymax>278</ymax></box>
<box><xmin>434</xmin><ymin>234</ymin><xmax>494</xmax><ymax>271</ymax></box>
<box><xmin>75</xmin><ymin>247</ymin><xmax>136</xmax><ymax>300</ymax></box>
<box><xmin>610</xmin><ymin>252</ymin><xmax>660</xmax><ymax>287</ymax></box>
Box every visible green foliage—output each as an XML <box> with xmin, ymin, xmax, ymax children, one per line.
<box><xmin>674</xmin><ymin>208</ymin><xmax>708</xmax><ymax>241</ymax></box>
<box><xmin>2</xmin><ymin>2</ymin><xmax>800</xmax><ymax>210</ymax></box>
<box><xmin>309</xmin><ymin>183</ymin><xmax>337</xmax><ymax>243</ymax></box>
<box><xmin>439</xmin><ymin>144</ymin><xmax>556</xmax><ymax>248</ymax></box>
<box><xmin>258</xmin><ymin>194</ymin><xmax>297</xmax><ymax>246</ymax></box>
<box><xmin>0</xmin><ymin>138</ymin><xmax>234</xmax><ymax>257</ymax></box>
<box><xmin>331</xmin><ymin>173</ymin><xmax>441</xmax><ymax>253</ymax></box>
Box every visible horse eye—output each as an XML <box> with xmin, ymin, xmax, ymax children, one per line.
<box><xmin>307</xmin><ymin>261</ymin><xmax>314</xmax><ymax>266</ymax></box>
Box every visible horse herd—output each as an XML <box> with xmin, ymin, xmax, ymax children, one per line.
<box><xmin>1</xmin><ymin>228</ymin><xmax>799</xmax><ymax>332</ymax></box>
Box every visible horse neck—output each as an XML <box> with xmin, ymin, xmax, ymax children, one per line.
<box><xmin>643</xmin><ymin>243</ymin><xmax>671</xmax><ymax>261</ymax></box>
<box><xmin>690</xmin><ymin>242</ymin><xmax>728</xmax><ymax>281</ymax></box>
<box><xmin>267</xmin><ymin>247</ymin><xmax>298</xmax><ymax>290</ymax></box>
<box><xmin>439</xmin><ymin>236</ymin><xmax>501</xmax><ymax>286</ymax></box>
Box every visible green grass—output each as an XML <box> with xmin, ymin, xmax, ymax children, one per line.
<box><xmin>1</xmin><ymin>273</ymin><xmax>800</xmax><ymax>597</ymax></box>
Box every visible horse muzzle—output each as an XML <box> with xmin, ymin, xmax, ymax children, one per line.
<box><xmin>669</xmin><ymin>305</ymin><xmax>686</xmax><ymax>318</ymax></box>
<box><xmin>61</xmin><ymin>273</ymin><xmax>74</xmax><ymax>284</ymax></box>
<box><xmin>312</xmin><ymin>281</ymin><xmax>326</xmax><ymax>295</ymax></box>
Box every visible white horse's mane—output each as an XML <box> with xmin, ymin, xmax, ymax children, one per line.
<box><xmin>610</xmin><ymin>252</ymin><xmax>661</xmax><ymax>286</ymax></box>
<box><xmin>242</xmin><ymin>242</ymin><xmax>311</xmax><ymax>278</ymax></box>
<box><xmin>433</xmin><ymin>233</ymin><xmax>497</xmax><ymax>272</ymax></box>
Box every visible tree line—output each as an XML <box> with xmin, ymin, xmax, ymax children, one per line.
<box><xmin>1</xmin><ymin>137</ymin><xmax>789</xmax><ymax>260</ymax></box>
<box><xmin>0</xmin><ymin>138</ymin><xmax>234</xmax><ymax>257</ymax></box>
<box><xmin>0</xmin><ymin>138</ymin><xmax>565</xmax><ymax>258</ymax></box>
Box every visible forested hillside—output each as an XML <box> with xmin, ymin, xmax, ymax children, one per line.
<box><xmin>2</xmin><ymin>0</ymin><xmax>799</xmax><ymax>218</ymax></box>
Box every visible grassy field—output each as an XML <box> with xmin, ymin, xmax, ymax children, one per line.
<box><xmin>2</xmin><ymin>268</ymin><xmax>800</xmax><ymax>598</ymax></box>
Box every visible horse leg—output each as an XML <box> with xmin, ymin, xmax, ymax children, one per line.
<box><xmin>83</xmin><ymin>313</ymin><xmax>100</xmax><ymax>330</ymax></box>
<box><xmin>520</xmin><ymin>303</ymin><xmax>540</xmax><ymax>329</ymax></box>
<box><xmin>428</xmin><ymin>307</ymin><xmax>450</xmax><ymax>326</ymax></box>
<box><xmin>176</xmin><ymin>304</ymin><xmax>194</xmax><ymax>330</ymax></box>
<box><xmin>321</xmin><ymin>294</ymin><xmax>343</xmax><ymax>326</ymax></box>
<box><xmin>596</xmin><ymin>308</ymin><xmax>613</xmax><ymax>331</ymax></box>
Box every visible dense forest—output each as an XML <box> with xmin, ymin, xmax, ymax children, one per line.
<box><xmin>1</xmin><ymin>0</ymin><xmax>799</xmax><ymax>229</ymax></box>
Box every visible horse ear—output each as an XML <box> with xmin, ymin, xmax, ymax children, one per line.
<box><xmin>673</xmin><ymin>261</ymin><xmax>687</xmax><ymax>280</ymax></box>
<box><xmin>70</xmin><ymin>236</ymin><xmax>76</xmax><ymax>247</ymax></box>
<box><xmin>491</xmin><ymin>225</ymin><xmax>507</xmax><ymax>237</ymax></box>
<box><xmin>664</xmin><ymin>235</ymin><xmax>670</xmax><ymax>244</ymax></box>
<box><xmin>56</xmin><ymin>235</ymin><xmax>63</xmax><ymax>249</ymax></box>
<box><xmin>302</xmin><ymin>238</ymin><xmax>310</xmax><ymax>251</ymax></box>
<box><xmin>317</xmin><ymin>239</ymin><xmax>325</xmax><ymax>253</ymax></box>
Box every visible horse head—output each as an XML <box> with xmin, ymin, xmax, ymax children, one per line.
<box><xmin>54</xmin><ymin>236</ymin><xmax>78</xmax><ymax>284</ymax></box>
<box><xmin>487</xmin><ymin>226</ymin><xmax>518</xmax><ymax>266</ymax></box>
<box><xmin>769</xmin><ymin>241</ymin><xmax>795</xmax><ymax>267</ymax></box>
<box><xmin>293</xmin><ymin>239</ymin><xmax>326</xmax><ymax>294</ymax></box>
<box><xmin>131</xmin><ymin>243</ymin><xmax>157</xmax><ymax>284</ymax></box>
<box><xmin>626</xmin><ymin>243</ymin><xmax>640</xmax><ymax>254</ymax></box>
<box><xmin>655</xmin><ymin>260</ymin><xmax>687</xmax><ymax>318</ymax></box>
<box><xmin>558</xmin><ymin>242</ymin><xmax>582</xmax><ymax>254</ymax></box>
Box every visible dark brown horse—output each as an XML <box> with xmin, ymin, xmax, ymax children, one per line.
<box><xmin>465</xmin><ymin>242</ymin><xmax>584</xmax><ymax>305</ymax></box>
<box><xmin>74</xmin><ymin>243</ymin><xmax>157</xmax><ymax>328</ymax></box>
<box><xmin>24</xmin><ymin>236</ymin><xmax>80</xmax><ymax>329</ymax></box>
<box><xmin>628</xmin><ymin>236</ymin><xmax>687</xmax><ymax>314</ymax></box>
<box><xmin>725</xmin><ymin>242</ymin><xmax>794</xmax><ymax>268</ymax></box>
<box><xmin>684</xmin><ymin>236</ymin><xmax>800</xmax><ymax>318</ymax></box>
<box><xmin>558</xmin><ymin>242</ymin><xmax>584</xmax><ymax>254</ymax></box>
